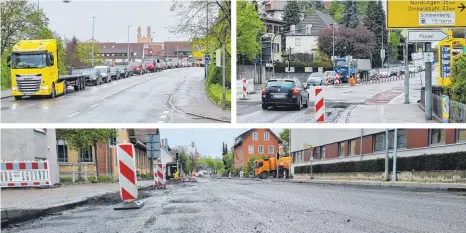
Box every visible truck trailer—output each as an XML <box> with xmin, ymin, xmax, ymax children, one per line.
<box><xmin>8</xmin><ymin>39</ymin><xmax>89</xmax><ymax>100</ymax></box>
<box><xmin>254</xmin><ymin>157</ymin><xmax>293</xmax><ymax>179</ymax></box>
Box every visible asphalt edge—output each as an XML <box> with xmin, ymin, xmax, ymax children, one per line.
<box><xmin>1</xmin><ymin>183</ymin><xmax>153</xmax><ymax>228</ymax></box>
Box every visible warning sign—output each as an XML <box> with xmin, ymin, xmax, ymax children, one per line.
<box><xmin>387</xmin><ymin>0</ymin><xmax>466</xmax><ymax>28</ymax></box>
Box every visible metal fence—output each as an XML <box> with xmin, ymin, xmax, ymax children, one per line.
<box><xmin>420</xmin><ymin>89</ymin><xmax>466</xmax><ymax>123</ymax></box>
<box><xmin>59</xmin><ymin>163</ymin><xmax>97</xmax><ymax>182</ymax></box>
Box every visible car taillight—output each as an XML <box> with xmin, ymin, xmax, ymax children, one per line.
<box><xmin>292</xmin><ymin>88</ymin><xmax>299</xmax><ymax>96</ymax></box>
<box><xmin>262</xmin><ymin>88</ymin><xmax>267</xmax><ymax>95</ymax></box>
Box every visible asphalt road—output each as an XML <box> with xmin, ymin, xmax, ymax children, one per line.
<box><xmin>5</xmin><ymin>178</ymin><xmax>465</xmax><ymax>233</ymax></box>
<box><xmin>237</xmin><ymin>71</ymin><xmax>431</xmax><ymax>123</ymax></box>
<box><xmin>1</xmin><ymin>67</ymin><xmax>228</xmax><ymax>123</ymax></box>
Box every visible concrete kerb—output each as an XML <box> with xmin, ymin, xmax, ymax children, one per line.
<box><xmin>1</xmin><ymin>183</ymin><xmax>154</xmax><ymax>228</ymax></box>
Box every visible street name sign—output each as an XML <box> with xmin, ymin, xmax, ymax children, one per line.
<box><xmin>387</xmin><ymin>0</ymin><xmax>466</xmax><ymax>28</ymax></box>
<box><xmin>408</xmin><ymin>30</ymin><xmax>449</xmax><ymax>42</ymax></box>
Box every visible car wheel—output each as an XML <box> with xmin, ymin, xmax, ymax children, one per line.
<box><xmin>50</xmin><ymin>83</ymin><xmax>56</xmax><ymax>99</ymax></box>
<box><xmin>260</xmin><ymin>172</ymin><xmax>268</xmax><ymax>179</ymax></box>
<box><xmin>303</xmin><ymin>95</ymin><xmax>309</xmax><ymax>108</ymax></box>
<box><xmin>262</xmin><ymin>103</ymin><xmax>268</xmax><ymax>110</ymax></box>
<box><xmin>296</xmin><ymin>97</ymin><xmax>302</xmax><ymax>110</ymax></box>
<box><xmin>14</xmin><ymin>96</ymin><xmax>23</xmax><ymax>100</ymax></box>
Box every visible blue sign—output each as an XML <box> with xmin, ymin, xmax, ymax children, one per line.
<box><xmin>205</xmin><ymin>54</ymin><xmax>210</xmax><ymax>64</ymax></box>
<box><xmin>253</xmin><ymin>59</ymin><xmax>259</xmax><ymax>65</ymax></box>
<box><xmin>440</xmin><ymin>46</ymin><xmax>451</xmax><ymax>78</ymax></box>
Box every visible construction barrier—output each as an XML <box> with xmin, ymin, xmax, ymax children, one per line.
<box><xmin>117</xmin><ymin>143</ymin><xmax>138</xmax><ymax>201</ymax></box>
<box><xmin>154</xmin><ymin>162</ymin><xmax>166</xmax><ymax>189</ymax></box>
<box><xmin>0</xmin><ymin>160</ymin><xmax>52</xmax><ymax>188</ymax></box>
<box><xmin>242</xmin><ymin>78</ymin><xmax>248</xmax><ymax>99</ymax></box>
<box><xmin>314</xmin><ymin>87</ymin><xmax>325</xmax><ymax>123</ymax></box>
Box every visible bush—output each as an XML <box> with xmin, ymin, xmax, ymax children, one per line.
<box><xmin>60</xmin><ymin>177</ymin><xmax>73</xmax><ymax>183</ymax></box>
<box><xmin>76</xmin><ymin>177</ymin><xmax>85</xmax><ymax>182</ymax></box>
<box><xmin>140</xmin><ymin>173</ymin><xmax>151</xmax><ymax>179</ymax></box>
<box><xmin>97</xmin><ymin>176</ymin><xmax>114</xmax><ymax>183</ymax></box>
<box><xmin>207</xmin><ymin>84</ymin><xmax>231</xmax><ymax>109</ymax></box>
<box><xmin>294</xmin><ymin>151</ymin><xmax>466</xmax><ymax>174</ymax></box>
<box><xmin>1</xmin><ymin>51</ymin><xmax>11</xmax><ymax>90</ymax></box>
<box><xmin>88</xmin><ymin>177</ymin><xmax>97</xmax><ymax>183</ymax></box>
<box><xmin>444</xmin><ymin>55</ymin><xmax>466</xmax><ymax>104</ymax></box>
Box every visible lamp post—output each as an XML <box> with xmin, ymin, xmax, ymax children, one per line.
<box><xmin>330</xmin><ymin>23</ymin><xmax>335</xmax><ymax>68</ymax></box>
<box><xmin>91</xmin><ymin>16</ymin><xmax>96</xmax><ymax>67</ymax></box>
<box><xmin>271</xmin><ymin>32</ymin><xmax>283</xmax><ymax>78</ymax></box>
<box><xmin>127</xmin><ymin>25</ymin><xmax>131</xmax><ymax>63</ymax></box>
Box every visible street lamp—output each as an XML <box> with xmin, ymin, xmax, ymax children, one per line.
<box><xmin>91</xmin><ymin>16</ymin><xmax>96</xmax><ymax>67</ymax></box>
<box><xmin>271</xmin><ymin>32</ymin><xmax>284</xmax><ymax>78</ymax></box>
<box><xmin>127</xmin><ymin>25</ymin><xmax>131</xmax><ymax>63</ymax></box>
<box><xmin>330</xmin><ymin>23</ymin><xmax>335</xmax><ymax>68</ymax></box>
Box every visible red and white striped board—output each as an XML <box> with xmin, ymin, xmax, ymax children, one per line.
<box><xmin>153</xmin><ymin>162</ymin><xmax>166</xmax><ymax>188</ymax></box>
<box><xmin>314</xmin><ymin>87</ymin><xmax>325</xmax><ymax>123</ymax></box>
<box><xmin>242</xmin><ymin>78</ymin><xmax>248</xmax><ymax>99</ymax></box>
<box><xmin>0</xmin><ymin>160</ymin><xmax>52</xmax><ymax>188</ymax></box>
<box><xmin>117</xmin><ymin>143</ymin><xmax>138</xmax><ymax>201</ymax></box>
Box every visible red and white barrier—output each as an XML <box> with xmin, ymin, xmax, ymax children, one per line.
<box><xmin>0</xmin><ymin>160</ymin><xmax>52</xmax><ymax>188</ymax></box>
<box><xmin>242</xmin><ymin>78</ymin><xmax>248</xmax><ymax>99</ymax></box>
<box><xmin>117</xmin><ymin>144</ymin><xmax>138</xmax><ymax>201</ymax></box>
<box><xmin>314</xmin><ymin>87</ymin><xmax>325</xmax><ymax>123</ymax></box>
<box><xmin>154</xmin><ymin>162</ymin><xmax>166</xmax><ymax>189</ymax></box>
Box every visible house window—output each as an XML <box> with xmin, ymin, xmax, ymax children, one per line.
<box><xmin>389</xmin><ymin>129</ymin><xmax>408</xmax><ymax>149</ymax></box>
<box><xmin>306</xmin><ymin>24</ymin><xmax>312</xmax><ymax>34</ymax></box>
<box><xmin>320</xmin><ymin>146</ymin><xmax>326</xmax><ymax>159</ymax></box>
<box><xmin>264</xmin><ymin>132</ymin><xmax>270</xmax><ymax>141</ymax></box>
<box><xmin>274</xmin><ymin>25</ymin><xmax>279</xmax><ymax>34</ymax></box>
<box><xmin>373</xmin><ymin>133</ymin><xmax>385</xmax><ymax>152</ymax></box>
<box><xmin>109</xmin><ymin>129</ymin><xmax>117</xmax><ymax>148</ymax></box>
<box><xmin>268</xmin><ymin>146</ymin><xmax>274</xmax><ymax>154</ymax></box>
<box><xmin>267</xmin><ymin>24</ymin><xmax>273</xmax><ymax>33</ymax></box>
<box><xmin>295</xmin><ymin>38</ymin><xmax>301</xmax><ymax>46</ymax></box>
<box><xmin>430</xmin><ymin>129</ymin><xmax>445</xmax><ymax>146</ymax></box>
<box><xmin>338</xmin><ymin>142</ymin><xmax>345</xmax><ymax>157</ymax></box>
<box><xmin>248</xmin><ymin>145</ymin><xmax>254</xmax><ymax>154</ymax></box>
<box><xmin>457</xmin><ymin>129</ymin><xmax>466</xmax><ymax>142</ymax></box>
<box><xmin>57</xmin><ymin>139</ymin><xmax>68</xmax><ymax>162</ymax></box>
<box><xmin>80</xmin><ymin>146</ymin><xmax>93</xmax><ymax>163</ymax></box>
<box><xmin>349</xmin><ymin>139</ymin><xmax>357</xmax><ymax>156</ymax></box>
<box><xmin>258</xmin><ymin>145</ymin><xmax>264</xmax><ymax>154</ymax></box>
<box><xmin>252</xmin><ymin>132</ymin><xmax>258</xmax><ymax>141</ymax></box>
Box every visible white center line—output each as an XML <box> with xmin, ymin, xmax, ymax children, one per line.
<box><xmin>160</xmin><ymin>115</ymin><xmax>167</xmax><ymax>119</ymax></box>
<box><xmin>163</xmin><ymin>111</ymin><xmax>169</xmax><ymax>114</ymax></box>
<box><xmin>67</xmin><ymin>112</ymin><xmax>80</xmax><ymax>118</ymax></box>
<box><xmin>90</xmin><ymin>104</ymin><xmax>99</xmax><ymax>108</ymax></box>
<box><xmin>381</xmin><ymin>105</ymin><xmax>385</xmax><ymax>114</ymax></box>
<box><xmin>158</xmin><ymin>121</ymin><xmax>164</xmax><ymax>123</ymax></box>
<box><xmin>21</xmin><ymin>103</ymin><xmax>35</xmax><ymax>108</ymax></box>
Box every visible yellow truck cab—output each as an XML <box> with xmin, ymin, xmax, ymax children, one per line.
<box><xmin>8</xmin><ymin>39</ymin><xmax>88</xmax><ymax>100</ymax></box>
<box><xmin>255</xmin><ymin>156</ymin><xmax>292</xmax><ymax>179</ymax></box>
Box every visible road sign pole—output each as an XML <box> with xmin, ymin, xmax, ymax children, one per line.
<box><xmin>222</xmin><ymin>44</ymin><xmax>226</xmax><ymax>110</ymax></box>
<box><xmin>425</xmin><ymin>46</ymin><xmax>433</xmax><ymax>120</ymax></box>
<box><xmin>404</xmin><ymin>39</ymin><xmax>410</xmax><ymax>104</ymax></box>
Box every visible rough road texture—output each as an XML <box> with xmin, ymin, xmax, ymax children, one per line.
<box><xmin>4</xmin><ymin>178</ymin><xmax>465</xmax><ymax>233</ymax></box>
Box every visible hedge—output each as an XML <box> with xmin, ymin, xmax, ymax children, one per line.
<box><xmin>294</xmin><ymin>152</ymin><xmax>466</xmax><ymax>174</ymax></box>
<box><xmin>207</xmin><ymin>84</ymin><xmax>231</xmax><ymax>109</ymax></box>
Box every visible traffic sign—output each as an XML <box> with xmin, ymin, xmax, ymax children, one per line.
<box><xmin>146</xmin><ymin>134</ymin><xmax>161</xmax><ymax>159</ymax></box>
<box><xmin>408</xmin><ymin>30</ymin><xmax>449</xmax><ymax>42</ymax></box>
<box><xmin>424</xmin><ymin>52</ymin><xmax>434</xmax><ymax>63</ymax></box>
<box><xmin>380</xmin><ymin>49</ymin><xmax>385</xmax><ymax>59</ymax></box>
<box><xmin>253</xmin><ymin>59</ymin><xmax>259</xmax><ymax>65</ymax></box>
<box><xmin>387</xmin><ymin>0</ymin><xmax>466</xmax><ymax>28</ymax></box>
<box><xmin>205</xmin><ymin>54</ymin><xmax>210</xmax><ymax>64</ymax></box>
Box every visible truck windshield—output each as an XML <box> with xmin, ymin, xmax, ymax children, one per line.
<box><xmin>12</xmin><ymin>53</ymin><xmax>47</xmax><ymax>69</ymax></box>
<box><xmin>336</xmin><ymin>61</ymin><xmax>347</xmax><ymax>67</ymax></box>
<box><xmin>256</xmin><ymin>162</ymin><xmax>263</xmax><ymax>168</ymax></box>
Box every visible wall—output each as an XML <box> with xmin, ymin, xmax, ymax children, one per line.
<box><xmin>240</xmin><ymin>129</ymin><xmax>280</xmax><ymax>168</ymax></box>
<box><xmin>1</xmin><ymin>129</ymin><xmax>59</xmax><ymax>185</ymax></box>
<box><xmin>286</xmin><ymin>36</ymin><xmax>318</xmax><ymax>54</ymax></box>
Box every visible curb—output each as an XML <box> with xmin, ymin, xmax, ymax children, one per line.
<box><xmin>1</xmin><ymin>183</ymin><xmax>153</xmax><ymax>228</ymax></box>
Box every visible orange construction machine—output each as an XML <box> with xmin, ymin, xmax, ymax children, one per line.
<box><xmin>254</xmin><ymin>156</ymin><xmax>292</xmax><ymax>179</ymax></box>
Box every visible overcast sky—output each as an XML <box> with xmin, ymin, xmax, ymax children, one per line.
<box><xmin>39</xmin><ymin>0</ymin><xmax>185</xmax><ymax>43</ymax></box>
<box><xmin>160</xmin><ymin>129</ymin><xmax>283</xmax><ymax>159</ymax></box>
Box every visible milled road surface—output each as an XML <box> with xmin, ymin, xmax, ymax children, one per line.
<box><xmin>1</xmin><ymin>67</ymin><xmax>229</xmax><ymax>123</ymax></box>
<box><xmin>5</xmin><ymin>178</ymin><xmax>465</xmax><ymax>233</ymax></box>
<box><xmin>237</xmin><ymin>71</ymin><xmax>435</xmax><ymax>123</ymax></box>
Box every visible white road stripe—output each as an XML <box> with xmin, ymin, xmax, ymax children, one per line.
<box><xmin>90</xmin><ymin>104</ymin><xmax>99</xmax><ymax>108</ymax></box>
<box><xmin>160</xmin><ymin>115</ymin><xmax>167</xmax><ymax>119</ymax></box>
<box><xmin>22</xmin><ymin>103</ymin><xmax>35</xmax><ymax>108</ymax></box>
<box><xmin>381</xmin><ymin>105</ymin><xmax>385</xmax><ymax>114</ymax></box>
<box><xmin>67</xmin><ymin>112</ymin><xmax>80</xmax><ymax>118</ymax></box>
<box><xmin>163</xmin><ymin>111</ymin><xmax>169</xmax><ymax>114</ymax></box>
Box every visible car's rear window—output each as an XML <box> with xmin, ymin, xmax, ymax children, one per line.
<box><xmin>266</xmin><ymin>80</ymin><xmax>296</xmax><ymax>88</ymax></box>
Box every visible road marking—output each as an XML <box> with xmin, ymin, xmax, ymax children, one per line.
<box><xmin>381</xmin><ymin>105</ymin><xmax>385</xmax><ymax>114</ymax></box>
<box><xmin>158</xmin><ymin>121</ymin><xmax>164</xmax><ymax>123</ymax></box>
<box><xmin>163</xmin><ymin>111</ymin><xmax>169</xmax><ymax>114</ymax></box>
<box><xmin>22</xmin><ymin>103</ymin><xmax>35</xmax><ymax>108</ymax></box>
<box><xmin>67</xmin><ymin>112</ymin><xmax>80</xmax><ymax>118</ymax></box>
<box><xmin>160</xmin><ymin>115</ymin><xmax>167</xmax><ymax>119</ymax></box>
<box><xmin>90</xmin><ymin>104</ymin><xmax>99</xmax><ymax>108</ymax></box>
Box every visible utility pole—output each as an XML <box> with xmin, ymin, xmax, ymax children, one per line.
<box><xmin>425</xmin><ymin>43</ymin><xmax>433</xmax><ymax>120</ymax></box>
<box><xmin>222</xmin><ymin>44</ymin><xmax>226</xmax><ymax>110</ymax></box>
<box><xmin>205</xmin><ymin>2</ymin><xmax>209</xmax><ymax>79</ymax></box>
<box><xmin>91</xmin><ymin>16</ymin><xmax>96</xmax><ymax>67</ymax></box>
<box><xmin>404</xmin><ymin>39</ymin><xmax>410</xmax><ymax>104</ymax></box>
<box><xmin>385</xmin><ymin>129</ymin><xmax>389</xmax><ymax>181</ymax></box>
<box><xmin>127</xmin><ymin>25</ymin><xmax>131</xmax><ymax>63</ymax></box>
<box><xmin>392</xmin><ymin>129</ymin><xmax>398</xmax><ymax>182</ymax></box>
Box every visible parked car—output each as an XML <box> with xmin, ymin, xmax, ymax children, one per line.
<box><xmin>131</xmin><ymin>64</ymin><xmax>144</xmax><ymax>75</ymax></box>
<box><xmin>117</xmin><ymin>65</ymin><xmax>130</xmax><ymax>78</ymax></box>
<box><xmin>307</xmin><ymin>72</ymin><xmax>325</xmax><ymax>86</ymax></box>
<box><xmin>109</xmin><ymin>67</ymin><xmax>122</xmax><ymax>80</ymax></box>
<box><xmin>261</xmin><ymin>78</ymin><xmax>310</xmax><ymax>110</ymax></box>
<box><xmin>156</xmin><ymin>63</ymin><xmax>162</xmax><ymax>72</ymax></box>
<box><xmin>83</xmin><ymin>69</ymin><xmax>103</xmax><ymax>85</ymax></box>
<box><xmin>94</xmin><ymin>66</ymin><xmax>112</xmax><ymax>83</ymax></box>
<box><xmin>145</xmin><ymin>63</ymin><xmax>156</xmax><ymax>73</ymax></box>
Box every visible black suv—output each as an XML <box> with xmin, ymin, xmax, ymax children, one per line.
<box><xmin>261</xmin><ymin>78</ymin><xmax>310</xmax><ymax>110</ymax></box>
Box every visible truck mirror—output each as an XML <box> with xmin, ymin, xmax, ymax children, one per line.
<box><xmin>49</xmin><ymin>54</ymin><xmax>54</xmax><ymax>66</ymax></box>
<box><xmin>6</xmin><ymin>56</ymin><xmax>11</xmax><ymax>68</ymax></box>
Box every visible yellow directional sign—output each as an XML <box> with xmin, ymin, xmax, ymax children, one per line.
<box><xmin>387</xmin><ymin>0</ymin><xmax>466</xmax><ymax>28</ymax></box>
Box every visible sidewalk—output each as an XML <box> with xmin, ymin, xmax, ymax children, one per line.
<box><xmin>173</xmin><ymin>71</ymin><xmax>230</xmax><ymax>122</ymax></box>
<box><xmin>1</xmin><ymin>89</ymin><xmax>11</xmax><ymax>99</ymax></box>
<box><xmin>1</xmin><ymin>180</ymin><xmax>153</xmax><ymax>225</ymax></box>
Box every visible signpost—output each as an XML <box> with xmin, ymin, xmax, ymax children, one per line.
<box><xmin>387</xmin><ymin>0</ymin><xmax>466</xmax><ymax>28</ymax></box>
<box><xmin>146</xmin><ymin>133</ymin><xmax>161</xmax><ymax>179</ymax></box>
<box><xmin>408</xmin><ymin>30</ymin><xmax>449</xmax><ymax>42</ymax></box>
<box><xmin>304</xmin><ymin>67</ymin><xmax>313</xmax><ymax>73</ymax></box>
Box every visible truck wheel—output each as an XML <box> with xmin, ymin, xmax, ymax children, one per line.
<box><xmin>63</xmin><ymin>84</ymin><xmax>67</xmax><ymax>96</ymax></box>
<box><xmin>50</xmin><ymin>83</ymin><xmax>56</xmax><ymax>99</ymax></box>
<box><xmin>74</xmin><ymin>82</ymin><xmax>79</xmax><ymax>91</ymax></box>
<box><xmin>260</xmin><ymin>172</ymin><xmax>268</xmax><ymax>179</ymax></box>
<box><xmin>262</xmin><ymin>104</ymin><xmax>268</xmax><ymax>110</ymax></box>
<box><xmin>14</xmin><ymin>96</ymin><xmax>23</xmax><ymax>100</ymax></box>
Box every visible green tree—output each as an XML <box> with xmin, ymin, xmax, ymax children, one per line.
<box><xmin>222</xmin><ymin>152</ymin><xmax>234</xmax><ymax>175</ymax></box>
<box><xmin>363</xmin><ymin>0</ymin><xmax>387</xmax><ymax>67</ymax></box>
<box><xmin>282</xmin><ymin>1</ymin><xmax>302</xmax><ymax>50</ymax></box>
<box><xmin>342</xmin><ymin>0</ymin><xmax>359</xmax><ymax>28</ymax></box>
<box><xmin>446</xmin><ymin>55</ymin><xmax>466</xmax><ymax>103</ymax></box>
<box><xmin>237</xmin><ymin>1</ymin><xmax>264</xmax><ymax>63</ymax></box>
<box><xmin>66</xmin><ymin>36</ymin><xmax>82</xmax><ymax>67</ymax></box>
<box><xmin>37</xmin><ymin>27</ymin><xmax>67</xmax><ymax>75</ymax></box>
<box><xmin>279</xmin><ymin>129</ymin><xmax>289</xmax><ymax>154</ymax></box>
<box><xmin>76</xmin><ymin>42</ymin><xmax>103</xmax><ymax>66</ymax></box>
<box><xmin>56</xmin><ymin>129</ymin><xmax>118</xmax><ymax>177</ymax></box>
<box><xmin>328</xmin><ymin>1</ymin><xmax>344</xmax><ymax>23</ymax></box>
